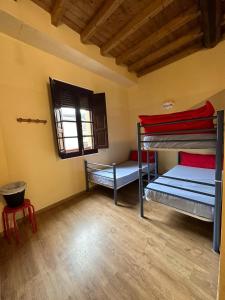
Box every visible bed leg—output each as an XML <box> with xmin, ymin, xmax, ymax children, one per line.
<box><xmin>84</xmin><ymin>160</ymin><xmax>89</xmax><ymax>192</ymax></box>
<box><xmin>154</xmin><ymin>151</ymin><xmax>158</xmax><ymax>179</ymax></box>
<box><xmin>113</xmin><ymin>163</ymin><xmax>117</xmax><ymax>205</ymax></box>
<box><xmin>114</xmin><ymin>188</ymin><xmax>117</xmax><ymax>205</ymax></box>
<box><xmin>137</xmin><ymin>122</ymin><xmax>144</xmax><ymax>217</ymax></box>
<box><xmin>147</xmin><ymin>150</ymin><xmax>150</xmax><ymax>183</ymax></box>
<box><xmin>140</xmin><ymin>195</ymin><xmax>144</xmax><ymax>218</ymax></box>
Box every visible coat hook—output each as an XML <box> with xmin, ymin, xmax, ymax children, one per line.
<box><xmin>17</xmin><ymin>118</ymin><xmax>47</xmax><ymax>124</ymax></box>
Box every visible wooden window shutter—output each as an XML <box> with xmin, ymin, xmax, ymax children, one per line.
<box><xmin>92</xmin><ymin>93</ymin><xmax>109</xmax><ymax>149</ymax></box>
<box><xmin>50</xmin><ymin>78</ymin><xmax>77</xmax><ymax>108</ymax></box>
<box><xmin>49</xmin><ymin>77</ymin><xmax>83</xmax><ymax>158</ymax></box>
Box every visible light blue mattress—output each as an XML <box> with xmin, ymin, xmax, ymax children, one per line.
<box><xmin>89</xmin><ymin>161</ymin><xmax>154</xmax><ymax>189</ymax></box>
<box><xmin>145</xmin><ymin>165</ymin><xmax>215</xmax><ymax>221</ymax></box>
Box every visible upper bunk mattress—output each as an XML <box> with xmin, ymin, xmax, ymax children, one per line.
<box><xmin>145</xmin><ymin>165</ymin><xmax>215</xmax><ymax>221</ymax></box>
<box><xmin>143</xmin><ymin>133</ymin><xmax>216</xmax><ymax>149</ymax></box>
<box><xmin>89</xmin><ymin>161</ymin><xmax>154</xmax><ymax>189</ymax></box>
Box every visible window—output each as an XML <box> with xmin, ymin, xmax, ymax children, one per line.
<box><xmin>50</xmin><ymin>78</ymin><xmax>108</xmax><ymax>159</ymax></box>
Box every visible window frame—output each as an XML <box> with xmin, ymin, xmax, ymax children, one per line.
<box><xmin>50</xmin><ymin>78</ymin><xmax>98</xmax><ymax>159</ymax></box>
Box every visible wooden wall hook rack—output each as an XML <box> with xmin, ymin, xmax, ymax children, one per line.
<box><xmin>17</xmin><ymin>118</ymin><xmax>47</xmax><ymax>124</ymax></box>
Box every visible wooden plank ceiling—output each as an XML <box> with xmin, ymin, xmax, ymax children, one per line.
<box><xmin>31</xmin><ymin>0</ymin><xmax>225</xmax><ymax>77</ymax></box>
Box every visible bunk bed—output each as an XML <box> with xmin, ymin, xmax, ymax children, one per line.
<box><xmin>84</xmin><ymin>150</ymin><xmax>158</xmax><ymax>205</ymax></box>
<box><xmin>137</xmin><ymin>102</ymin><xmax>224</xmax><ymax>253</ymax></box>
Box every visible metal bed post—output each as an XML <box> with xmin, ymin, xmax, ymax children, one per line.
<box><xmin>154</xmin><ymin>151</ymin><xmax>158</xmax><ymax>179</ymax></box>
<box><xmin>112</xmin><ymin>163</ymin><xmax>117</xmax><ymax>205</ymax></box>
<box><xmin>84</xmin><ymin>160</ymin><xmax>89</xmax><ymax>192</ymax></box>
<box><xmin>178</xmin><ymin>152</ymin><xmax>181</xmax><ymax>165</ymax></box>
<box><xmin>213</xmin><ymin>110</ymin><xmax>224</xmax><ymax>253</ymax></box>
<box><xmin>137</xmin><ymin>123</ymin><xmax>144</xmax><ymax>217</ymax></box>
<box><xmin>147</xmin><ymin>150</ymin><xmax>150</xmax><ymax>183</ymax></box>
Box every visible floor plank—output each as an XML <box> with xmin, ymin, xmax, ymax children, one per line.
<box><xmin>0</xmin><ymin>183</ymin><xmax>219</xmax><ymax>300</ymax></box>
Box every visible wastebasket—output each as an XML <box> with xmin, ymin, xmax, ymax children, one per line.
<box><xmin>0</xmin><ymin>181</ymin><xmax>26</xmax><ymax>208</ymax></box>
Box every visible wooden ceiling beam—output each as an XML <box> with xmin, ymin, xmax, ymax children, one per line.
<box><xmin>101</xmin><ymin>0</ymin><xmax>175</xmax><ymax>55</ymax></box>
<box><xmin>116</xmin><ymin>8</ymin><xmax>200</xmax><ymax>65</ymax></box>
<box><xmin>199</xmin><ymin>0</ymin><xmax>222</xmax><ymax>48</ymax></box>
<box><xmin>81</xmin><ymin>0</ymin><xmax>124</xmax><ymax>43</ymax></box>
<box><xmin>128</xmin><ymin>29</ymin><xmax>203</xmax><ymax>72</ymax></box>
<box><xmin>137</xmin><ymin>43</ymin><xmax>203</xmax><ymax>77</ymax></box>
<box><xmin>51</xmin><ymin>0</ymin><xmax>67</xmax><ymax>26</ymax></box>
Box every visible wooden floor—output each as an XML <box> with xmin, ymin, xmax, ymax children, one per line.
<box><xmin>0</xmin><ymin>183</ymin><xmax>219</xmax><ymax>300</ymax></box>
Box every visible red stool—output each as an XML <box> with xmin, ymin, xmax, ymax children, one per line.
<box><xmin>2</xmin><ymin>199</ymin><xmax>37</xmax><ymax>242</ymax></box>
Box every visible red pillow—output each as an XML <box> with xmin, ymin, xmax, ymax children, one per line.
<box><xmin>179</xmin><ymin>151</ymin><xmax>216</xmax><ymax>169</ymax></box>
<box><xmin>139</xmin><ymin>101</ymin><xmax>215</xmax><ymax>134</ymax></box>
<box><xmin>130</xmin><ymin>150</ymin><xmax>155</xmax><ymax>163</ymax></box>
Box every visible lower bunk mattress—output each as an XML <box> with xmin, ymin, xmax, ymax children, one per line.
<box><xmin>89</xmin><ymin>160</ymin><xmax>154</xmax><ymax>189</ymax></box>
<box><xmin>145</xmin><ymin>165</ymin><xmax>215</xmax><ymax>221</ymax></box>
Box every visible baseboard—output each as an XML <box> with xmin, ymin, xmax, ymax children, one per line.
<box><xmin>36</xmin><ymin>190</ymin><xmax>87</xmax><ymax>214</ymax></box>
<box><xmin>37</xmin><ymin>186</ymin><xmax>98</xmax><ymax>214</ymax></box>
<box><xmin>0</xmin><ymin>188</ymin><xmax>96</xmax><ymax>236</ymax></box>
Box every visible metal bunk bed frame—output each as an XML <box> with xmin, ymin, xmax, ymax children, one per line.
<box><xmin>137</xmin><ymin>110</ymin><xmax>224</xmax><ymax>253</ymax></box>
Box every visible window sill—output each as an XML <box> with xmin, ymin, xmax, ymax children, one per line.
<box><xmin>59</xmin><ymin>149</ymin><xmax>98</xmax><ymax>159</ymax></box>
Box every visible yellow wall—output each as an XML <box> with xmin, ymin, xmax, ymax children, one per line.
<box><xmin>0</xmin><ymin>0</ymin><xmax>136</xmax><ymax>86</ymax></box>
<box><xmin>128</xmin><ymin>41</ymin><xmax>225</xmax><ymax>173</ymax></box>
<box><xmin>0</xmin><ymin>32</ymin><xmax>131</xmax><ymax>232</ymax></box>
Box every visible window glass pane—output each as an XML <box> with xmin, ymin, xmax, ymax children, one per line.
<box><xmin>80</xmin><ymin>109</ymin><xmax>91</xmax><ymax>122</ymax></box>
<box><xmin>83</xmin><ymin>136</ymin><xmax>94</xmax><ymax>150</ymax></box>
<box><xmin>61</xmin><ymin>107</ymin><xmax>76</xmax><ymax>121</ymax></box>
<box><xmin>82</xmin><ymin>122</ymin><xmax>93</xmax><ymax>136</ymax></box>
<box><xmin>62</xmin><ymin>122</ymin><xmax>77</xmax><ymax>137</ymax></box>
<box><xmin>64</xmin><ymin>138</ymin><xmax>79</xmax><ymax>152</ymax></box>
